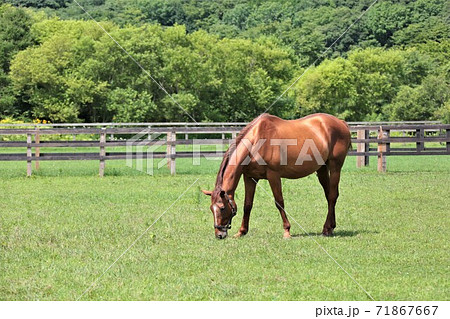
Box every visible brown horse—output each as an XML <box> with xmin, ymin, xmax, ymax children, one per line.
<box><xmin>202</xmin><ymin>113</ymin><xmax>351</xmax><ymax>239</ymax></box>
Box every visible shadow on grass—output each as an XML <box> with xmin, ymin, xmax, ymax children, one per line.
<box><xmin>291</xmin><ymin>229</ymin><xmax>379</xmax><ymax>238</ymax></box>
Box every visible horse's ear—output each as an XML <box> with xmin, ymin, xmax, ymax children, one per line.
<box><xmin>202</xmin><ymin>190</ymin><xmax>212</xmax><ymax>196</ymax></box>
<box><xmin>220</xmin><ymin>190</ymin><xmax>226</xmax><ymax>198</ymax></box>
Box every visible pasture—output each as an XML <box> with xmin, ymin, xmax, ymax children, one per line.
<box><xmin>0</xmin><ymin>155</ymin><xmax>449</xmax><ymax>300</ymax></box>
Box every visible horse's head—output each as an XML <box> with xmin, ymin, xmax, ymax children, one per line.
<box><xmin>202</xmin><ymin>188</ymin><xmax>237</xmax><ymax>239</ymax></box>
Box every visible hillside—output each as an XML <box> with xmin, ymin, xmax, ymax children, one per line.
<box><xmin>1</xmin><ymin>0</ymin><xmax>449</xmax><ymax>122</ymax></box>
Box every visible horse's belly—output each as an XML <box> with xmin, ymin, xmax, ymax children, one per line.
<box><xmin>267</xmin><ymin>145</ymin><xmax>326</xmax><ymax>178</ymax></box>
<box><xmin>242</xmin><ymin>162</ymin><xmax>268</xmax><ymax>179</ymax></box>
<box><xmin>278</xmin><ymin>161</ymin><xmax>322</xmax><ymax>179</ymax></box>
<box><xmin>243</xmin><ymin>151</ymin><xmax>324</xmax><ymax>179</ymax></box>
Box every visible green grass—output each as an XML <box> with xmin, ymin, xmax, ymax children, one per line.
<box><xmin>0</xmin><ymin>155</ymin><xmax>449</xmax><ymax>300</ymax></box>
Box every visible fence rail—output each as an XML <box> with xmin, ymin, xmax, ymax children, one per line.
<box><xmin>1</xmin><ymin>122</ymin><xmax>449</xmax><ymax>176</ymax></box>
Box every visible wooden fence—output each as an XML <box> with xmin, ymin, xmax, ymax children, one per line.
<box><xmin>0</xmin><ymin>122</ymin><xmax>449</xmax><ymax>176</ymax></box>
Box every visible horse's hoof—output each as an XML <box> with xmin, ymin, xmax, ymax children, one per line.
<box><xmin>283</xmin><ymin>232</ymin><xmax>291</xmax><ymax>239</ymax></box>
<box><xmin>322</xmin><ymin>231</ymin><xmax>334</xmax><ymax>237</ymax></box>
<box><xmin>233</xmin><ymin>231</ymin><xmax>246</xmax><ymax>238</ymax></box>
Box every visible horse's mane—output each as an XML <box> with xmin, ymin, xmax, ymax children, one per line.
<box><xmin>215</xmin><ymin>114</ymin><xmax>266</xmax><ymax>189</ymax></box>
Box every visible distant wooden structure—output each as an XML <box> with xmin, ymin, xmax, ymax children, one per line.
<box><xmin>0</xmin><ymin>121</ymin><xmax>448</xmax><ymax>176</ymax></box>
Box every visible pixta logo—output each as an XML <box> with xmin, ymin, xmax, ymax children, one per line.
<box><xmin>126</xmin><ymin>130</ymin><xmax>167</xmax><ymax>175</ymax></box>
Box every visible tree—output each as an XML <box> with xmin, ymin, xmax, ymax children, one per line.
<box><xmin>392</xmin><ymin>17</ymin><xmax>450</xmax><ymax>47</ymax></box>
<box><xmin>4</xmin><ymin>0</ymin><xmax>69</xmax><ymax>9</ymax></box>
<box><xmin>5</xmin><ymin>0</ymin><xmax>448</xmax><ymax>122</ymax></box>
<box><xmin>291</xmin><ymin>47</ymin><xmax>433</xmax><ymax>121</ymax></box>
<box><xmin>0</xmin><ymin>4</ymin><xmax>34</xmax><ymax>118</ymax></box>
<box><xmin>10</xmin><ymin>19</ymin><xmax>111</xmax><ymax>122</ymax></box>
<box><xmin>9</xmin><ymin>18</ymin><xmax>296</xmax><ymax>122</ymax></box>
<box><xmin>107</xmin><ymin>88</ymin><xmax>156</xmax><ymax>122</ymax></box>
<box><xmin>363</xmin><ymin>1</ymin><xmax>409</xmax><ymax>46</ymax></box>
<box><xmin>385</xmin><ymin>75</ymin><xmax>450</xmax><ymax>121</ymax></box>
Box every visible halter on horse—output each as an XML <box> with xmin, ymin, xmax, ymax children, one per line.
<box><xmin>212</xmin><ymin>191</ymin><xmax>237</xmax><ymax>232</ymax></box>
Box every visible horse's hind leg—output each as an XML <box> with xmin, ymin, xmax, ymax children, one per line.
<box><xmin>317</xmin><ymin>164</ymin><xmax>330</xmax><ymax>201</ymax></box>
<box><xmin>267</xmin><ymin>170</ymin><xmax>291</xmax><ymax>238</ymax></box>
<box><xmin>321</xmin><ymin>160</ymin><xmax>342</xmax><ymax>236</ymax></box>
<box><xmin>234</xmin><ymin>175</ymin><xmax>257</xmax><ymax>238</ymax></box>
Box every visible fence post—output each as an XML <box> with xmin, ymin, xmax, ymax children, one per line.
<box><xmin>356</xmin><ymin>129</ymin><xmax>369</xmax><ymax>167</ymax></box>
<box><xmin>35</xmin><ymin>127</ymin><xmax>40</xmax><ymax>170</ymax></box>
<box><xmin>377</xmin><ymin>126</ymin><xmax>387</xmax><ymax>173</ymax></box>
<box><xmin>167</xmin><ymin>130</ymin><xmax>176</xmax><ymax>175</ymax></box>
<box><xmin>385</xmin><ymin>128</ymin><xmax>390</xmax><ymax>154</ymax></box>
<box><xmin>99</xmin><ymin>128</ymin><xmax>106</xmax><ymax>177</ymax></box>
<box><xmin>447</xmin><ymin>128</ymin><xmax>450</xmax><ymax>154</ymax></box>
<box><xmin>27</xmin><ymin>133</ymin><xmax>32</xmax><ymax>177</ymax></box>
<box><xmin>416</xmin><ymin>128</ymin><xmax>424</xmax><ymax>153</ymax></box>
<box><xmin>166</xmin><ymin>132</ymin><xmax>171</xmax><ymax>170</ymax></box>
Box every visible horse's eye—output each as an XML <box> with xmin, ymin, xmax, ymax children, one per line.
<box><xmin>219</xmin><ymin>206</ymin><xmax>225</xmax><ymax>212</ymax></box>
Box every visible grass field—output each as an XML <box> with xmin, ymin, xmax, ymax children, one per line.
<box><xmin>0</xmin><ymin>155</ymin><xmax>449</xmax><ymax>300</ymax></box>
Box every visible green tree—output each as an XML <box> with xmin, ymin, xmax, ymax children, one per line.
<box><xmin>363</xmin><ymin>1</ymin><xmax>409</xmax><ymax>46</ymax></box>
<box><xmin>10</xmin><ymin>19</ymin><xmax>111</xmax><ymax>122</ymax></box>
<box><xmin>385</xmin><ymin>75</ymin><xmax>450</xmax><ymax>121</ymax></box>
<box><xmin>0</xmin><ymin>4</ymin><xmax>34</xmax><ymax>118</ymax></box>
<box><xmin>5</xmin><ymin>0</ymin><xmax>69</xmax><ymax>9</ymax></box>
<box><xmin>9</xmin><ymin>18</ymin><xmax>295</xmax><ymax>122</ymax></box>
<box><xmin>107</xmin><ymin>88</ymin><xmax>156</xmax><ymax>122</ymax></box>
<box><xmin>291</xmin><ymin>47</ymin><xmax>433</xmax><ymax>121</ymax></box>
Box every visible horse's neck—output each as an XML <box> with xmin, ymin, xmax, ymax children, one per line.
<box><xmin>221</xmin><ymin>141</ymin><xmax>251</xmax><ymax>196</ymax></box>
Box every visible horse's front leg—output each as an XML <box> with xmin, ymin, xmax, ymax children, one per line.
<box><xmin>267</xmin><ymin>170</ymin><xmax>291</xmax><ymax>238</ymax></box>
<box><xmin>234</xmin><ymin>175</ymin><xmax>257</xmax><ymax>238</ymax></box>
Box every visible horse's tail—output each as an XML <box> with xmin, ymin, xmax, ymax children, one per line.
<box><xmin>341</xmin><ymin>119</ymin><xmax>352</xmax><ymax>151</ymax></box>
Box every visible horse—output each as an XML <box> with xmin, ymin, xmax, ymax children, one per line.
<box><xmin>202</xmin><ymin>113</ymin><xmax>352</xmax><ymax>239</ymax></box>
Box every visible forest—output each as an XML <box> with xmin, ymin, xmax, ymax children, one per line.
<box><xmin>0</xmin><ymin>0</ymin><xmax>449</xmax><ymax>123</ymax></box>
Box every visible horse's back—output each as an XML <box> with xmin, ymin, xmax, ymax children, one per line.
<box><xmin>257</xmin><ymin>113</ymin><xmax>350</xmax><ymax>146</ymax></box>
<box><xmin>253</xmin><ymin>113</ymin><xmax>351</xmax><ymax>168</ymax></box>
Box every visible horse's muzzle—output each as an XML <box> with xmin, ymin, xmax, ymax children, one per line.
<box><xmin>215</xmin><ymin>230</ymin><xmax>228</xmax><ymax>239</ymax></box>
